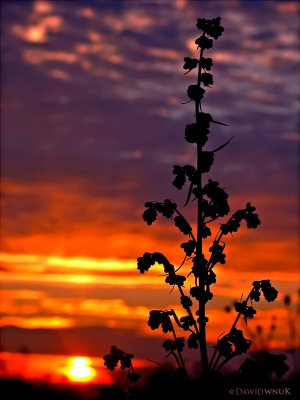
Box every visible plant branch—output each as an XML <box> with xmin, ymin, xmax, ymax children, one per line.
<box><xmin>170</xmin><ymin>320</ymin><xmax>188</xmax><ymax>376</ymax></box>
<box><xmin>174</xmin><ymin>207</ymin><xmax>197</xmax><ymax>242</ymax></box>
<box><xmin>229</xmin><ymin>289</ymin><xmax>254</xmax><ymax>334</ymax></box>
<box><xmin>177</xmin><ymin>287</ymin><xmax>200</xmax><ymax>336</ymax></box>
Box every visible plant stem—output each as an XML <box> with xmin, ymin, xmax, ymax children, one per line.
<box><xmin>211</xmin><ymin>353</ymin><xmax>222</xmax><ymax>370</ymax></box>
<box><xmin>209</xmin><ymin>346</ymin><xmax>218</xmax><ymax>369</ymax></box>
<box><xmin>229</xmin><ymin>289</ymin><xmax>254</xmax><ymax>334</ymax></box>
<box><xmin>196</xmin><ymin>41</ymin><xmax>209</xmax><ymax>376</ymax></box>
<box><xmin>178</xmin><ymin>286</ymin><xmax>200</xmax><ymax>336</ymax></box>
<box><xmin>170</xmin><ymin>323</ymin><xmax>187</xmax><ymax>376</ymax></box>
<box><xmin>210</xmin><ymin>287</ymin><xmax>255</xmax><ymax>371</ymax></box>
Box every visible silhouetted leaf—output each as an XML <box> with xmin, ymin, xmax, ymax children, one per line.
<box><xmin>142</xmin><ymin>207</ymin><xmax>157</xmax><ymax>225</ymax></box>
<box><xmin>201</xmin><ymin>56</ymin><xmax>213</xmax><ymax>70</ymax></box>
<box><xmin>180</xmin><ymin>295</ymin><xmax>193</xmax><ymax>309</ymax></box>
<box><xmin>174</xmin><ymin>215</ymin><xmax>192</xmax><ymax>235</ymax></box>
<box><xmin>200</xmin><ymin>72</ymin><xmax>213</xmax><ymax>86</ymax></box>
<box><xmin>195</xmin><ymin>35</ymin><xmax>213</xmax><ymax>49</ymax></box>
<box><xmin>188</xmin><ymin>333</ymin><xmax>199</xmax><ymax>349</ymax></box>
<box><xmin>180</xmin><ymin>240</ymin><xmax>196</xmax><ymax>256</ymax></box>
<box><xmin>196</xmin><ymin>17</ymin><xmax>224</xmax><ymax>39</ymax></box>
<box><xmin>183</xmin><ymin>57</ymin><xmax>198</xmax><ymax>74</ymax></box>
<box><xmin>165</xmin><ymin>273</ymin><xmax>186</xmax><ymax>287</ymax></box>
<box><xmin>187</xmin><ymin>84</ymin><xmax>205</xmax><ymax>101</ymax></box>
<box><xmin>261</xmin><ymin>280</ymin><xmax>278</xmax><ymax>302</ymax></box>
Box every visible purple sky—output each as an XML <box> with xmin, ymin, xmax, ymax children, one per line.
<box><xmin>1</xmin><ymin>0</ymin><xmax>299</xmax><ymax>246</ymax></box>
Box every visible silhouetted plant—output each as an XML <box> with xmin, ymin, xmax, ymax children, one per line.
<box><xmin>283</xmin><ymin>290</ymin><xmax>300</xmax><ymax>374</ymax></box>
<box><xmin>104</xmin><ymin>346</ymin><xmax>141</xmax><ymax>384</ymax></box>
<box><xmin>246</xmin><ymin>316</ymin><xmax>277</xmax><ymax>351</ymax></box>
<box><xmin>283</xmin><ymin>291</ymin><xmax>299</xmax><ymax>350</ymax></box>
<box><xmin>104</xmin><ymin>16</ymin><xmax>288</xmax><ymax>389</ymax></box>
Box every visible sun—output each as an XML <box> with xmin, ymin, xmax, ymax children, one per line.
<box><xmin>64</xmin><ymin>357</ymin><xmax>96</xmax><ymax>383</ymax></box>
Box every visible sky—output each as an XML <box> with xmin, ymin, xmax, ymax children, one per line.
<box><xmin>0</xmin><ymin>0</ymin><xmax>299</xmax><ymax>383</ymax></box>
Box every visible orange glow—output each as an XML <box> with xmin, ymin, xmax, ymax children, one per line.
<box><xmin>64</xmin><ymin>357</ymin><xmax>96</xmax><ymax>383</ymax></box>
<box><xmin>0</xmin><ymin>316</ymin><xmax>75</xmax><ymax>329</ymax></box>
<box><xmin>0</xmin><ymin>248</ymin><xmax>299</xmax><ymax>338</ymax></box>
<box><xmin>0</xmin><ymin>352</ymin><xmax>113</xmax><ymax>386</ymax></box>
<box><xmin>147</xmin><ymin>47</ymin><xmax>181</xmax><ymax>60</ymax></box>
<box><xmin>1</xmin><ymin>180</ymin><xmax>299</xmax><ymax>355</ymax></box>
<box><xmin>2</xmin><ymin>179</ymin><xmax>298</xmax><ymax>270</ymax></box>
<box><xmin>277</xmin><ymin>2</ymin><xmax>299</xmax><ymax>13</ymax></box>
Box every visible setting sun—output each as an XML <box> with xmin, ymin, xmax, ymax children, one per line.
<box><xmin>64</xmin><ymin>357</ymin><xmax>96</xmax><ymax>383</ymax></box>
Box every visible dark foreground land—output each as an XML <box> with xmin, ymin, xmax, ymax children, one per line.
<box><xmin>1</xmin><ymin>374</ymin><xmax>299</xmax><ymax>400</ymax></box>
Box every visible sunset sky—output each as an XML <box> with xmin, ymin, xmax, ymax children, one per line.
<box><xmin>1</xmin><ymin>0</ymin><xmax>299</xmax><ymax>383</ymax></box>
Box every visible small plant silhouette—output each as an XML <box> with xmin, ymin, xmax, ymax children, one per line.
<box><xmin>104</xmin><ymin>17</ymin><xmax>289</xmax><ymax>391</ymax></box>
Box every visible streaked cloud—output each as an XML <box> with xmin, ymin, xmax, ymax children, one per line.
<box><xmin>0</xmin><ymin>316</ymin><xmax>75</xmax><ymax>329</ymax></box>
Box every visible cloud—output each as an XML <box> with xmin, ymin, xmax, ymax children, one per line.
<box><xmin>0</xmin><ymin>316</ymin><xmax>75</xmax><ymax>329</ymax></box>
<box><xmin>48</xmin><ymin>68</ymin><xmax>71</xmax><ymax>81</ymax></box>
<box><xmin>277</xmin><ymin>2</ymin><xmax>300</xmax><ymax>13</ymax></box>
<box><xmin>103</xmin><ymin>9</ymin><xmax>165</xmax><ymax>33</ymax></box>
<box><xmin>22</xmin><ymin>48</ymin><xmax>78</xmax><ymax>64</ymax></box>
<box><xmin>34</xmin><ymin>1</ymin><xmax>54</xmax><ymax>15</ymax></box>
<box><xmin>11</xmin><ymin>9</ymin><xmax>62</xmax><ymax>44</ymax></box>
